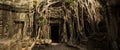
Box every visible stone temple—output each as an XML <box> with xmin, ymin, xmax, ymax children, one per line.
<box><xmin>0</xmin><ymin>0</ymin><xmax>120</xmax><ymax>50</ymax></box>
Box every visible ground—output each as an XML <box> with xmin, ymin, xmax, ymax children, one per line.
<box><xmin>32</xmin><ymin>43</ymin><xmax>79</xmax><ymax>50</ymax></box>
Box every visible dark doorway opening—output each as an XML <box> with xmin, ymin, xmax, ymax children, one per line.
<box><xmin>50</xmin><ymin>23</ymin><xmax>60</xmax><ymax>43</ymax></box>
<box><xmin>14</xmin><ymin>21</ymin><xmax>24</xmax><ymax>39</ymax></box>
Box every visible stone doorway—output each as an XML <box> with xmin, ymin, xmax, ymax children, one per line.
<box><xmin>50</xmin><ymin>23</ymin><xmax>60</xmax><ymax>43</ymax></box>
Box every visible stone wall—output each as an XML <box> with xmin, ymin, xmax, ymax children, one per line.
<box><xmin>0</xmin><ymin>0</ymin><xmax>35</xmax><ymax>50</ymax></box>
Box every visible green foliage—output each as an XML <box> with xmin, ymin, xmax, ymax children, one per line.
<box><xmin>33</xmin><ymin>0</ymin><xmax>37</xmax><ymax>6</ymax></box>
<box><xmin>64</xmin><ymin>0</ymin><xmax>72</xmax><ymax>3</ymax></box>
<box><xmin>42</xmin><ymin>19</ymin><xmax>48</xmax><ymax>24</ymax></box>
<box><xmin>64</xmin><ymin>0</ymin><xmax>77</xmax><ymax>9</ymax></box>
<box><xmin>38</xmin><ymin>18</ymin><xmax>48</xmax><ymax>26</ymax></box>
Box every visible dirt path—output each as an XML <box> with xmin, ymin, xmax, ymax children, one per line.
<box><xmin>32</xmin><ymin>43</ymin><xmax>79</xmax><ymax>50</ymax></box>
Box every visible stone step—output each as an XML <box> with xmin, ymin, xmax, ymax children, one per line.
<box><xmin>51</xmin><ymin>43</ymin><xmax>60</xmax><ymax>46</ymax></box>
<box><xmin>0</xmin><ymin>25</ymin><xmax>2</xmax><ymax>27</ymax></box>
